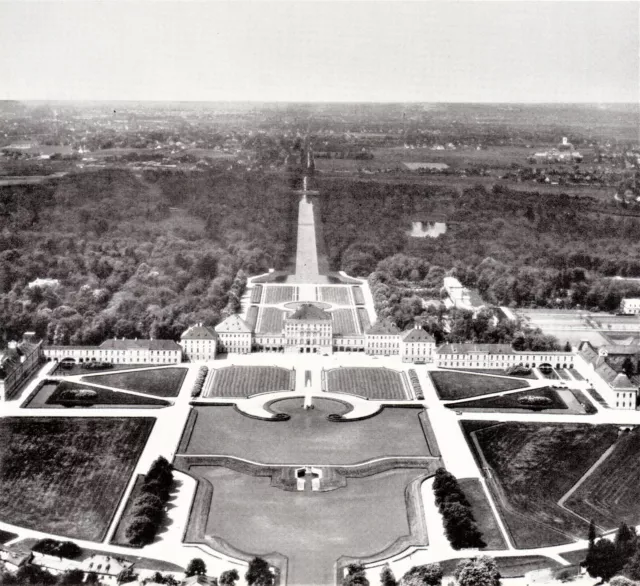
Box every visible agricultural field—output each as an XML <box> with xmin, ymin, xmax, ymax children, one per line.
<box><xmin>318</xmin><ymin>286</ymin><xmax>351</xmax><ymax>305</ymax></box>
<box><xmin>263</xmin><ymin>286</ymin><xmax>297</xmax><ymax>304</ymax></box>
<box><xmin>357</xmin><ymin>307</ymin><xmax>372</xmax><ymax>332</ymax></box>
<box><xmin>331</xmin><ymin>309</ymin><xmax>359</xmax><ymax>335</ymax></box>
<box><xmin>203</xmin><ymin>365</ymin><xmax>294</xmax><ymax>398</ymax></box>
<box><xmin>82</xmin><ymin>367</ymin><xmax>187</xmax><ymax>398</ymax></box>
<box><xmin>23</xmin><ymin>381</ymin><xmax>170</xmax><ymax>409</ymax></box>
<box><xmin>352</xmin><ymin>286</ymin><xmax>366</xmax><ymax>305</ymax></box>
<box><xmin>429</xmin><ymin>371</ymin><xmax>529</xmax><ymax>401</ymax></box>
<box><xmin>457</xmin><ymin>479</ymin><xmax>507</xmax><ymax>550</ymax></box>
<box><xmin>0</xmin><ymin>417</ymin><xmax>154</xmax><ymax>541</ymax></box>
<box><xmin>463</xmin><ymin>421</ymin><xmax>620</xmax><ymax>548</ymax></box>
<box><xmin>250</xmin><ymin>285</ymin><xmax>263</xmax><ymax>304</ymax></box>
<box><xmin>564</xmin><ymin>428</ymin><xmax>640</xmax><ymax>530</ymax></box>
<box><xmin>257</xmin><ymin>307</ymin><xmax>287</xmax><ymax>334</ymax></box>
<box><xmin>326</xmin><ymin>367</ymin><xmax>408</xmax><ymax>400</ymax></box>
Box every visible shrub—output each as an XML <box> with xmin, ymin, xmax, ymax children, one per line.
<box><xmin>32</xmin><ymin>539</ymin><xmax>82</xmax><ymax>559</ymax></box>
<box><xmin>517</xmin><ymin>395</ymin><xmax>553</xmax><ymax>407</ymax></box>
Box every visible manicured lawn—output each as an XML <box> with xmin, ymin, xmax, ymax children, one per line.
<box><xmin>23</xmin><ymin>380</ymin><xmax>170</xmax><ymax>409</ymax></box>
<box><xmin>82</xmin><ymin>367</ymin><xmax>187</xmax><ymax>397</ymax></box>
<box><xmin>52</xmin><ymin>363</ymin><xmax>152</xmax><ymax>376</ymax></box>
<box><xmin>444</xmin><ymin>387</ymin><xmax>568</xmax><ymax>412</ymax></box>
<box><xmin>203</xmin><ymin>365</ymin><xmax>294</xmax><ymax>397</ymax></box>
<box><xmin>462</xmin><ymin>421</ymin><xmax>619</xmax><ymax>548</ymax></box>
<box><xmin>357</xmin><ymin>307</ymin><xmax>371</xmax><ymax>332</ymax></box>
<box><xmin>183</xmin><ymin>400</ymin><xmax>433</xmax><ymax>464</ymax></box>
<box><xmin>352</xmin><ymin>286</ymin><xmax>366</xmax><ymax>305</ymax></box>
<box><xmin>257</xmin><ymin>307</ymin><xmax>287</xmax><ymax>334</ymax></box>
<box><xmin>429</xmin><ymin>371</ymin><xmax>529</xmax><ymax>401</ymax></box>
<box><xmin>190</xmin><ymin>466</ymin><xmax>427</xmax><ymax>586</ymax></box>
<box><xmin>326</xmin><ymin>367</ymin><xmax>407</xmax><ymax>400</ymax></box>
<box><xmin>565</xmin><ymin>428</ymin><xmax>640</xmax><ymax>530</ymax></box>
<box><xmin>0</xmin><ymin>417</ymin><xmax>154</xmax><ymax>541</ymax></box>
<box><xmin>246</xmin><ymin>305</ymin><xmax>259</xmax><ymax>330</ymax></box>
<box><xmin>458</xmin><ymin>478</ymin><xmax>507</xmax><ymax>550</ymax></box>
<box><xmin>440</xmin><ymin>367</ymin><xmax>537</xmax><ymax>380</ymax></box>
<box><xmin>318</xmin><ymin>286</ymin><xmax>351</xmax><ymax>305</ymax></box>
<box><xmin>263</xmin><ymin>286</ymin><xmax>297</xmax><ymax>304</ymax></box>
<box><xmin>0</xmin><ymin>530</ymin><xmax>17</xmax><ymax>544</ymax></box>
<box><xmin>561</xmin><ymin>549</ymin><xmax>588</xmax><ymax>566</ymax></box>
<box><xmin>331</xmin><ymin>309</ymin><xmax>358</xmax><ymax>335</ymax></box>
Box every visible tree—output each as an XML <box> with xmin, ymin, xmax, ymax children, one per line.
<box><xmin>186</xmin><ymin>558</ymin><xmax>207</xmax><ymax>578</ymax></box>
<box><xmin>589</xmin><ymin>519</ymin><xmax>597</xmax><ymax>547</ymax></box>
<box><xmin>622</xmin><ymin>357</ymin><xmax>635</xmax><ymax>378</ymax></box>
<box><xmin>564</xmin><ymin>341</ymin><xmax>572</xmax><ymax>352</ymax></box>
<box><xmin>623</xmin><ymin>542</ymin><xmax>640</xmax><ymax>580</ymax></box>
<box><xmin>454</xmin><ymin>557</ymin><xmax>501</xmax><ymax>586</ymax></box>
<box><xmin>246</xmin><ymin>557</ymin><xmax>274</xmax><ymax>586</ymax></box>
<box><xmin>58</xmin><ymin>569</ymin><xmax>85</xmax><ymax>586</ymax></box>
<box><xmin>380</xmin><ymin>565</ymin><xmax>397</xmax><ymax>586</ymax></box>
<box><xmin>401</xmin><ymin>563</ymin><xmax>443</xmax><ymax>586</ymax></box>
<box><xmin>585</xmin><ymin>538</ymin><xmax>623</xmax><ymax>582</ymax></box>
<box><xmin>125</xmin><ymin>515</ymin><xmax>156</xmax><ymax>546</ymax></box>
<box><xmin>343</xmin><ymin>563</ymin><xmax>369</xmax><ymax>586</ymax></box>
<box><xmin>615</xmin><ymin>522</ymin><xmax>637</xmax><ymax>563</ymax></box>
<box><xmin>220</xmin><ymin>569</ymin><xmax>240</xmax><ymax>586</ymax></box>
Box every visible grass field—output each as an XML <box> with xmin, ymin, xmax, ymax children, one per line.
<box><xmin>445</xmin><ymin>388</ymin><xmax>568</xmax><ymax>412</ymax></box>
<box><xmin>564</xmin><ymin>428</ymin><xmax>640</xmax><ymax>530</ymax></box>
<box><xmin>263</xmin><ymin>286</ymin><xmax>297</xmax><ymax>304</ymax></box>
<box><xmin>203</xmin><ymin>365</ymin><xmax>294</xmax><ymax>397</ymax></box>
<box><xmin>331</xmin><ymin>309</ymin><xmax>359</xmax><ymax>335</ymax></box>
<box><xmin>429</xmin><ymin>371</ymin><xmax>529</xmax><ymax>401</ymax></box>
<box><xmin>352</xmin><ymin>286</ymin><xmax>366</xmax><ymax>305</ymax></box>
<box><xmin>246</xmin><ymin>306</ymin><xmax>259</xmax><ymax>330</ymax></box>
<box><xmin>83</xmin><ymin>367</ymin><xmax>187</xmax><ymax>398</ymax></box>
<box><xmin>183</xmin><ymin>400</ymin><xmax>433</xmax><ymax>463</ymax></box>
<box><xmin>250</xmin><ymin>285</ymin><xmax>262</xmax><ymax>304</ymax></box>
<box><xmin>463</xmin><ymin>421</ymin><xmax>620</xmax><ymax>548</ymax></box>
<box><xmin>326</xmin><ymin>367</ymin><xmax>407</xmax><ymax>400</ymax></box>
<box><xmin>0</xmin><ymin>417</ymin><xmax>154</xmax><ymax>540</ymax></box>
<box><xmin>257</xmin><ymin>307</ymin><xmax>287</xmax><ymax>334</ymax></box>
<box><xmin>441</xmin><ymin>367</ymin><xmax>537</xmax><ymax>380</ymax></box>
<box><xmin>357</xmin><ymin>308</ymin><xmax>372</xmax><ymax>332</ymax></box>
<box><xmin>318</xmin><ymin>286</ymin><xmax>351</xmax><ymax>305</ymax></box>
<box><xmin>457</xmin><ymin>478</ymin><xmax>507</xmax><ymax>550</ymax></box>
<box><xmin>23</xmin><ymin>381</ymin><xmax>170</xmax><ymax>409</ymax></box>
<box><xmin>190</xmin><ymin>465</ymin><xmax>428</xmax><ymax>586</ymax></box>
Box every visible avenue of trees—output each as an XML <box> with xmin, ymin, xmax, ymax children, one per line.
<box><xmin>0</xmin><ymin>168</ymin><xmax>296</xmax><ymax>345</ymax></box>
<box><xmin>319</xmin><ymin>179</ymin><xmax>640</xmax><ymax>316</ymax></box>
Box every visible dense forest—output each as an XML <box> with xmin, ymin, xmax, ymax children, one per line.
<box><xmin>0</xmin><ymin>168</ymin><xmax>296</xmax><ymax>344</ymax></box>
<box><xmin>319</xmin><ymin>178</ymin><xmax>640</xmax><ymax>314</ymax></box>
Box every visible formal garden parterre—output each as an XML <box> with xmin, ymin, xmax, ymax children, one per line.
<box><xmin>324</xmin><ymin>367</ymin><xmax>409</xmax><ymax>400</ymax></box>
<box><xmin>82</xmin><ymin>367</ymin><xmax>188</xmax><ymax>398</ymax></box>
<box><xmin>429</xmin><ymin>371</ymin><xmax>530</xmax><ymax>401</ymax></box>
<box><xmin>202</xmin><ymin>365</ymin><xmax>294</xmax><ymax>398</ymax></box>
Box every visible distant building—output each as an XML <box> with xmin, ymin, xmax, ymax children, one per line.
<box><xmin>215</xmin><ymin>314</ymin><xmax>252</xmax><ymax>354</ymax></box>
<box><xmin>0</xmin><ymin>332</ymin><xmax>43</xmax><ymax>401</ymax></box>
<box><xmin>43</xmin><ymin>338</ymin><xmax>181</xmax><ymax>365</ymax></box>
<box><xmin>530</xmin><ymin>137</ymin><xmax>583</xmax><ymax>164</ymax></box>
<box><xmin>180</xmin><ymin>323</ymin><xmax>218</xmax><ymax>361</ymax></box>
<box><xmin>400</xmin><ymin>325</ymin><xmax>436</xmax><ymax>363</ymax></box>
<box><xmin>436</xmin><ymin>343</ymin><xmax>574</xmax><ymax>370</ymax></box>
<box><xmin>0</xmin><ymin>546</ymin><xmax>32</xmax><ymax>572</ymax></box>
<box><xmin>284</xmin><ymin>304</ymin><xmax>333</xmax><ymax>355</ymax></box>
<box><xmin>576</xmin><ymin>341</ymin><xmax>638</xmax><ymax>410</ymax></box>
<box><xmin>620</xmin><ymin>298</ymin><xmax>640</xmax><ymax>315</ymax></box>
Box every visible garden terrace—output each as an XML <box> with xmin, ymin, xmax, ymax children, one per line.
<box><xmin>23</xmin><ymin>380</ymin><xmax>170</xmax><ymax>409</ymax></box>
<box><xmin>564</xmin><ymin>428</ymin><xmax>640</xmax><ymax>530</ymax></box>
<box><xmin>325</xmin><ymin>367</ymin><xmax>409</xmax><ymax>400</ymax></box>
<box><xmin>462</xmin><ymin>421</ymin><xmax>620</xmax><ymax>548</ymax></box>
<box><xmin>0</xmin><ymin>417</ymin><xmax>154</xmax><ymax>541</ymax></box>
<box><xmin>180</xmin><ymin>400</ymin><xmax>436</xmax><ymax>464</ymax></box>
<box><xmin>263</xmin><ymin>286</ymin><xmax>297</xmax><ymax>304</ymax></box>
<box><xmin>257</xmin><ymin>307</ymin><xmax>287</xmax><ymax>334</ymax></box>
<box><xmin>82</xmin><ymin>367</ymin><xmax>187</xmax><ymax>398</ymax></box>
<box><xmin>357</xmin><ymin>307</ymin><xmax>372</xmax><ymax>332</ymax></box>
<box><xmin>352</xmin><ymin>286</ymin><xmax>366</xmax><ymax>305</ymax></box>
<box><xmin>318</xmin><ymin>286</ymin><xmax>351</xmax><ymax>305</ymax></box>
<box><xmin>250</xmin><ymin>285</ymin><xmax>263</xmax><ymax>304</ymax></box>
<box><xmin>331</xmin><ymin>309</ymin><xmax>359</xmax><ymax>335</ymax></box>
<box><xmin>202</xmin><ymin>365</ymin><xmax>294</xmax><ymax>398</ymax></box>
<box><xmin>429</xmin><ymin>371</ymin><xmax>529</xmax><ymax>401</ymax></box>
<box><xmin>245</xmin><ymin>306</ymin><xmax>259</xmax><ymax>331</ymax></box>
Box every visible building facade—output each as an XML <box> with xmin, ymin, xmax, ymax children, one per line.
<box><xmin>180</xmin><ymin>324</ymin><xmax>218</xmax><ymax>361</ymax></box>
<box><xmin>44</xmin><ymin>339</ymin><xmax>182</xmax><ymax>365</ymax></box>
<box><xmin>0</xmin><ymin>333</ymin><xmax>43</xmax><ymax>401</ymax></box>
<box><xmin>215</xmin><ymin>314</ymin><xmax>252</xmax><ymax>354</ymax></box>
<box><xmin>284</xmin><ymin>304</ymin><xmax>333</xmax><ymax>354</ymax></box>
<box><xmin>620</xmin><ymin>298</ymin><xmax>640</xmax><ymax>315</ymax></box>
<box><xmin>436</xmin><ymin>343</ymin><xmax>575</xmax><ymax>369</ymax></box>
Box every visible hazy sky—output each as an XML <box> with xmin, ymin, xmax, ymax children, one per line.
<box><xmin>0</xmin><ymin>1</ymin><xmax>638</xmax><ymax>103</ymax></box>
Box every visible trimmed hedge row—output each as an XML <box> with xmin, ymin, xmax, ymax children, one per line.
<box><xmin>433</xmin><ymin>468</ymin><xmax>486</xmax><ymax>550</ymax></box>
<box><xmin>124</xmin><ymin>457</ymin><xmax>173</xmax><ymax>546</ymax></box>
<box><xmin>191</xmin><ymin>366</ymin><xmax>208</xmax><ymax>398</ymax></box>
